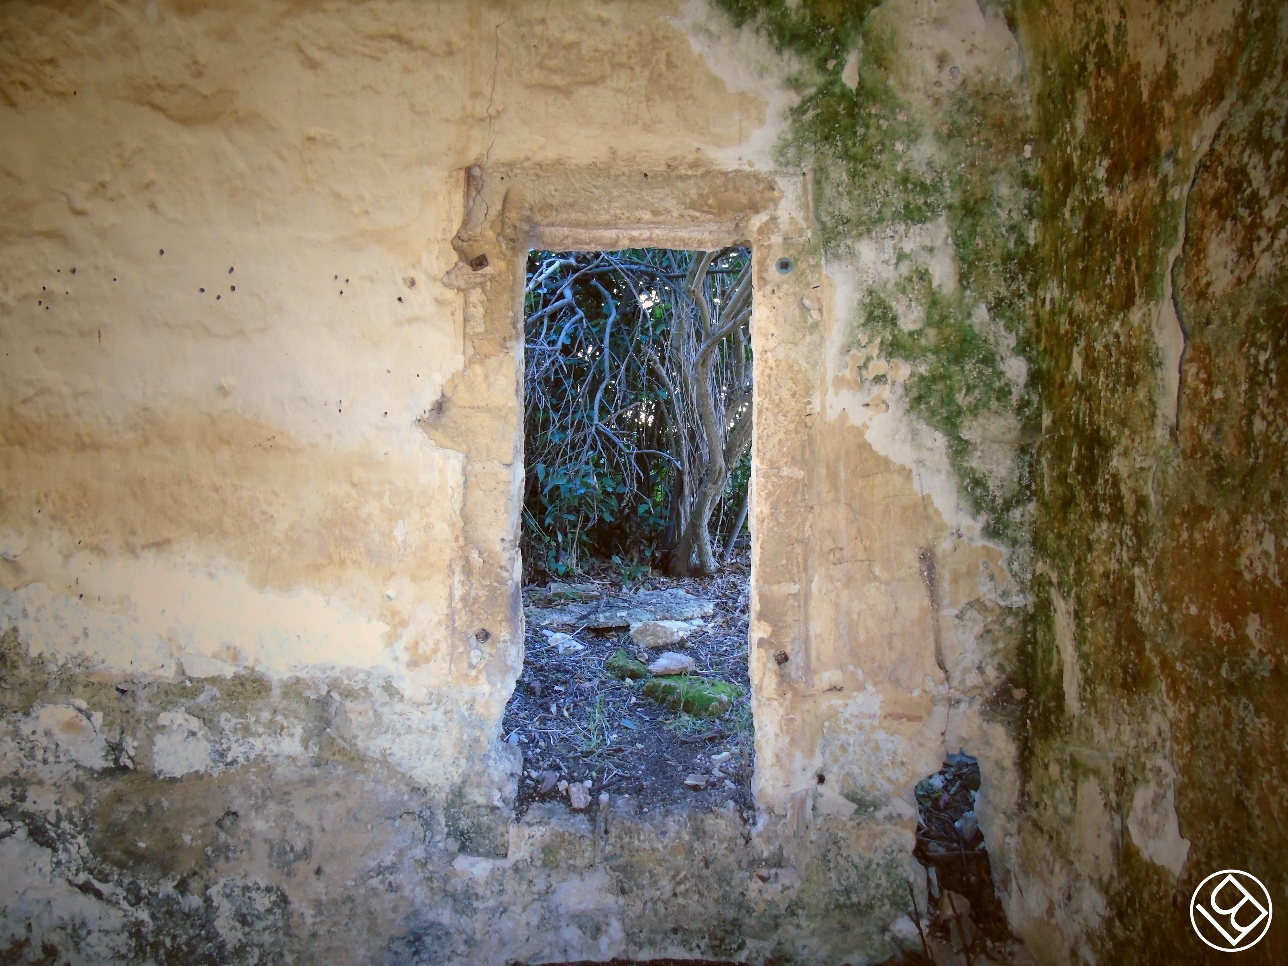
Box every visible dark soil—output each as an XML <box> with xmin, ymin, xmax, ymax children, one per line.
<box><xmin>502</xmin><ymin>556</ymin><xmax>754</xmax><ymax>820</ymax></box>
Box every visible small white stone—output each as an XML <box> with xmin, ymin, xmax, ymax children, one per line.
<box><xmin>683</xmin><ymin>774</ymin><xmax>708</xmax><ymax>791</ymax></box>
<box><xmin>544</xmin><ymin>631</ymin><xmax>585</xmax><ymax>655</ymax></box>
<box><xmin>711</xmin><ymin>751</ymin><xmax>732</xmax><ymax>765</ymax></box>
<box><xmin>568</xmin><ymin>782</ymin><xmax>591</xmax><ymax>810</ymax></box>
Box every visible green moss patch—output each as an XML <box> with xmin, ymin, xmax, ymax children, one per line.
<box><xmin>643</xmin><ymin>675</ymin><xmax>742</xmax><ymax>718</ymax></box>
<box><xmin>717</xmin><ymin>0</ymin><xmax>942</xmax><ymax>250</ymax></box>
<box><xmin>604</xmin><ymin>648</ymin><xmax>650</xmax><ymax>680</ymax></box>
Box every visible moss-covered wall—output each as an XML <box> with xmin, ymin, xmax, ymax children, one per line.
<box><xmin>720</xmin><ymin>0</ymin><xmax>1286</xmax><ymax>961</ymax></box>
<box><xmin>1010</xmin><ymin>0</ymin><xmax>1288</xmax><ymax>961</ymax></box>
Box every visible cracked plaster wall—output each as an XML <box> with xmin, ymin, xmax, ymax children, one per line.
<box><xmin>0</xmin><ymin>0</ymin><xmax>1282</xmax><ymax>963</ymax></box>
<box><xmin>0</xmin><ymin>1</ymin><xmax>1010</xmax><ymax>962</ymax></box>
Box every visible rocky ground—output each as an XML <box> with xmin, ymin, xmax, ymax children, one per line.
<box><xmin>502</xmin><ymin>557</ymin><xmax>754</xmax><ymax>820</ymax></box>
<box><xmin>503</xmin><ymin>562</ymin><xmax>1035</xmax><ymax>966</ymax></box>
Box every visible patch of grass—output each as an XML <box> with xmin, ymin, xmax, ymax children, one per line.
<box><xmin>727</xmin><ymin>697</ymin><xmax>755</xmax><ymax>740</ymax></box>
<box><xmin>573</xmin><ymin>694</ymin><xmax>611</xmax><ymax>754</ymax></box>
<box><xmin>664</xmin><ymin>711</ymin><xmax>717</xmax><ymax>737</ymax></box>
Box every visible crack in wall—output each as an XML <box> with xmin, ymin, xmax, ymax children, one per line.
<box><xmin>1164</xmin><ymin>63</ymin><xmax>1246</xmax><ymax>440</ymax></box>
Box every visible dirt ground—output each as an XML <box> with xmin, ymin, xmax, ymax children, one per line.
<box><xmin>502</xmin><ymin>556</ymin><xmax>754</xmax><ymax>820</ymax></box>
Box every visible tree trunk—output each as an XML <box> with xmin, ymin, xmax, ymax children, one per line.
<box><xmin>722</xmin><ymin>485</ymin><xmax>749</xmax><ymax>561</ymax></box>
<box><xmin>663</xmin><ymin>252</ymin><xmax>753</xmax><ymax>576</ymax></box>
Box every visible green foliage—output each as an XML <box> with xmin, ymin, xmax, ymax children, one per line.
<box><xmin>523</xmin><ymin>249</ymin><xmax>753</xmax><ymax>580</ymax></box>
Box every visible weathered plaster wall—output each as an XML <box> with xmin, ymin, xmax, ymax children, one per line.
<box><xmin>0</xmin><ymin>1</ymin><xmax>1012</xmax><ymax>962</ymax></box>
<box><xmin>1005</xmin><ymin>0</ymin><xmax>1288</xmax><ymax>962</ymax></box>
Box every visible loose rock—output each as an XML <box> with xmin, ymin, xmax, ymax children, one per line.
<box><xmin>630</xmin><ymin>619</ymin><xmax>699</xmax><ymax>649</ymax></box>
<box><xmin>568</xmin><ymin>782</ymin><xmax>591</xmax><ymax>810</ymax></box>
<box><xmin>683</xmin><ymin>774</ymin><xmax>708</xmax><ymax>790</ymax></box>
<box><xmin>529</xmin><ymin>587</ymin><xmax>715</xmax><ymax>631</ymax></box>
<box><xmin>647</xmin><ymin>652</ymin><xmax>695</xmax><ymax>675</ymax></box>
<box><xmin>939</xmin><ymin>890</ymin><xmax>977</xmax><ymax>949</ymax></box>
<box><xmin>545</xmin><ymin>581</ymin><xmax>600</xmax><ymax>600</ymax></box>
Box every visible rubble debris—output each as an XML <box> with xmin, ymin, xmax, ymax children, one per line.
<box><xmin>646</xmin><ymin>652</ymin><xmax>695</xmax><ymax>675</ymax></box>
<box><xmin>939</xmin><ymin>889</ymin><xmax>978</xmax><ymax>950</ymax></box>
<box><xmin>683</xmin><ymin>774</ymin><xmax>709</xmax><ymax>790</ymax></box>
<box><xmin>914</xmin><ymin>752</ymin><xmax>1009</xmax><ymax>958</ymax></box>
<box><xmin>630</xmin><ymin>619</ymin><xmax>700</xmax><ymax>649</ymax></box>
<box><xmin>503</xmin><ymin>561</ymin><xmax>754</xmax><ymax>816</ymax></box>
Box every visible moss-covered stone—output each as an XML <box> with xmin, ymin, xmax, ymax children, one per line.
<box><xmin>642</xmin><ymin>675</ymin><xmax>742</xmax><ymax>718</ymax></box>
<box><xmin>604</xmin><ymin>648</ymin><xmax>651</xmax><ymax>680</ymax></box>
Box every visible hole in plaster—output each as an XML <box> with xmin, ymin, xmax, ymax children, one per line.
<box><xmin>505</xmin><ymin>246</ymin><xmax>757</xmax><ymax>820</ymax></box>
